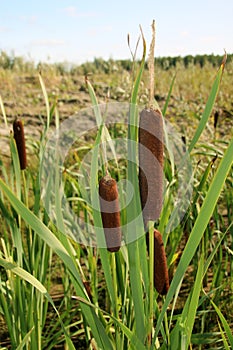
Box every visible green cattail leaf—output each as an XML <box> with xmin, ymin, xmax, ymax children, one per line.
<box><xmin>0</xmin><ymin>257</ymin><xmax>50</xmax><ymax>299</ymax></box>
<box><xmin>0</xmin><ymin>258</ymin><xmax>76</xmax><ymax>349</ymax></box>
<box><xmin>185</xmin><ymin>247</ymin><xmax>204</xmax><ymax>345</ymax></box>
<box><xmin>126</xmin><ymin>27</ymin><xmax>148</xmax><ymax>343</ymax></box>
<box><xmin>15</xmin><ymin>327</ymin><xmax>35</xmax><ymax>350</ymax></box>
<box><xmin>86</xmin><ymin>77</ymin><xmax>102</xmax><ymax>127</ymax></box>
<box><xmin>188</xmin><ymin>56</ymin><xmax>226</xmax><ymax>153</ymax></box>
<box><xmin>38</xmin><ymin>72</ymin><xmax>51</xmax><ymax>130</ymax></box>
<box><xmin>162</xmin><ymin>73</ymin><xmax>176</xmax><ymax>117</ymax></box>
<box><xmin>130</xmin><ymin>27</ymin><xmax>146</xmax><ymax>105</ymax></box>
<box><xmin>154</xmin><ymin>136</ymin><xmax>233</xmax><ymax>343</ymax></box>
<box><xmin>217</xmin><ymin>321</ymin><xmax>231</xmax><ymax>350</ymax></box>
<box><xmin>211</xmin><ymin>299</ymin><xmax>233</xmax><ymax>348</ymax></box>
<box><xmin>78</xmin><ymin>296</ymin><xmax>147</xmax><ymax>350</ymax></box>
<box><xmin>0</xmin><ymin>178</ymin><xmax>113</xmax><ymax>350</ymax></box>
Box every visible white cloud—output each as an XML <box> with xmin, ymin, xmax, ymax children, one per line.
<box><xmin>19</xmin><ymin>15</ymin><xmax>37</xmax><ymax>24</ymax></box>
<box><xmin>30</xmin><ymin>39</ymin><xmax>66</xmax><ymax>47</ymax></box>
<box><xmin>87</xmin><ymin>26</ymin><xmax>113</xmax><ymax>37</ymax></box>
<box><xmin>62</xmin><ymin>6</ymin><xmax>96</xmax><ymax>18</ymax></box>
<box><xmin>63</xmin><ymin>6</ymin><xmax>78</xmax><ymax>17</ymax></box>
<box><xmin>180</xmin><ymin>31</ymin><xmax>189</xmax><ymax>38</ymax></box>
<box><xmin>0</xmin><ymin>26</ymin><xmax>9</xmax><ymax>33</ymax></box>
<box><xmin>200</xmin><ymin>35</ymin><xmax>219</xmax><ymax>43</ymax></box>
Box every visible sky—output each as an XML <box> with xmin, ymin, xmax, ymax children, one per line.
<box><xmin>0</xmin><ymin>0</ymin><xmax>232</xmax><ymax>64</ymax></box>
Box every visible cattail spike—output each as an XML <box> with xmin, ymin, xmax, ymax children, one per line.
<box><xmin>214</xmin><ymin>111</ymin><xmax>219</xmax><ymax>129</ymax></box>
<box><xmin>99</xmin><ymin>175</ymin><xmax>122</xmax><ymax>252</ymax></box>
<box><xmin>13</xmin><ymin>119</ymin><xmax>27</xmax><ymax>170</ymax></box>
<box><xmin>139</xmin><ymin>108</ymin><xmax>164</xmax><ymax>227</ymax></box>
<box><xmin>153</xmin><ymin>229</ymin><xmax>169</xmax><ymax>295</ymax></box>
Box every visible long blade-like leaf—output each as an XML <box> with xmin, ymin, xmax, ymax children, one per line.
<box><xmin>0</xmin><ymin>179</ymin><xmax>113</xmax><ymax>349</ymax></box>
<box><xmin>211</xmin><ymin>299</ymin><xmax>233</xmax><ymax>348</ymax></box>
<box><xmin>188</xmin><ymin>56</ymin><xmax>226</xmax><ymax>153</ymax></box>
<box><xmin>154</xmin><ymin>137</ymin><xmax>233</xmax><ymax>341</ymax></box>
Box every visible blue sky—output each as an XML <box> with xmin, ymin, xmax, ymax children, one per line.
<box><xmin>0</xmin><ymin>0</ymin><xmax>232</xmax><ymax>64</ymax></box>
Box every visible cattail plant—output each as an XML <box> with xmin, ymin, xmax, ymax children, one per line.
<box><xmin>138</xmin><ymin>23</ymin><xmax>169</xmax><ymax>300</ymax></box>
<box><xmin>13</xmin><ymin>119</ymin><xmax>27</xmax><ymax>170</ymax></box>
<box><xmin>99</xmin><ymin>175</ymin><xmax>122</xmax><ymax>252</ymax></box>
<box><xmin>153</xmin><ymin>229</ymin><xmax>169</xmax><ymax>295</ymax></box>
<box><xmin>138</xmin><ymin>108</ymin><xmax>164</xmax><ymax>227</ymax></box>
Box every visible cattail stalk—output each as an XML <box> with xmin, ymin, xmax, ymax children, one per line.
<box><xmin>13</xmin><ymin>119</ymin><xmax>27</xmax><ymax>170</ymax></box>
<box><xmin>153</xmin><ymin>229</ymin><xmax>169</xmax><ymax>295</ymax></box>
<box><xmin>99</xmin><ymin>175</ymin><xmax>121</xmax><ymax>252</ymax></box>
<box><xmin>138</xmin><ymin>108</ymin><xmax>164</xmax><ymax>227</ymax></box>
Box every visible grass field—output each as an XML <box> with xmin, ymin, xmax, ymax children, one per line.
<box><xmin>0</xmin><ymin>48</ymin><xmax>232</xmax><ymax>349</ymax></box>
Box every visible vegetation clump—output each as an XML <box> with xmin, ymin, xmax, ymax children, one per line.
<box><xmin>0</xmin><ymin>40</ymin><xmax>232</xmax><ymax>349</ymax></box>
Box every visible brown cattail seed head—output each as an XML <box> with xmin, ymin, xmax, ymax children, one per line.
<box><xmin>139</xmin><ymin>108</ymin><xmax>164</xmax><ymax>227</ymax></box>
<box><xmin>153</xmin><ymin>229</ymin><xmax>169</xmax><ymax>295</ymax></box>
<box><xmin>13</xmin><ymin>119</ymin><xmax>27</xmax><ymax>170</ymax></box>
<box><xmin>99</xmin><ymin>175</ymin><xmax>122</xmax><ymax>252</ymax></box>
<box><xmin>214</xmin><ymin>111</ymin><xmax>219</xmax><ymax>129</ymax></box>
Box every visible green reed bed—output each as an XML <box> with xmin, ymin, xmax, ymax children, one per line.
<box><xmin>0</xmin><ymin>32</ymin><xmax>232</xmax><ymax>350</ymax></box>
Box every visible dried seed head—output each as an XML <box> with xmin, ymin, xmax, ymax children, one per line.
<box><xmin>99</xmin><ymin>175</ymin><xmax>122</xmax><ymax>252</ymax></box>
<box><xmin>139</xmin><ymin>108</ymin><xmax>164</xmax><ymax>227</ymax></box>
<box><xmin>13</xmin><ymin>119</ymin><xmax>27</xmax><ymax>170</ymax></box>
<box><xmin>214</xmin><ymin>111</ymin><xmax>219</xmax><ymax>129</ymax></box>
<box><xmin>153</xmin><ymin>229</ymin><xmax>169</xmax><ymax>295</ymax></box>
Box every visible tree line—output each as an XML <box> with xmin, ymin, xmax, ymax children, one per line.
<box><xmin>0</xmin><ymin>50</ymin><xmax>232</xmax><ymax>74</ymax></box>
